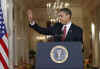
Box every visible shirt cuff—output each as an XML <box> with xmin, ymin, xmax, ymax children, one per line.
<box><xmin>30</xmin><ymin>21</ymin><xmax>35</xmax><ymax>26</ymax></box>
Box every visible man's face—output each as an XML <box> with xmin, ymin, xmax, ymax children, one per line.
<box><xmin>58</xmin><ymin>11</ymin><xmax>71</xmax><ymax>24</ymax></box>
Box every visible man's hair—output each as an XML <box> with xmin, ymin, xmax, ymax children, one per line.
<box><xmin>59</xmin><ymin>8</ymin><xmax>72</xmax><ymax>18</ymax></box>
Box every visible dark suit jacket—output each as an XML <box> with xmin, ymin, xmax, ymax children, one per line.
<box><xmin>29</xmin><ymin>22</ymin><xmax>83</xmax><ymax>43</ymax></box>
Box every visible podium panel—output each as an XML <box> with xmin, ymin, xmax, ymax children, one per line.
<box><xmin>36</xmin><ymin>42</ymin><xmax>83</xmax><ymax>69</ymax></box>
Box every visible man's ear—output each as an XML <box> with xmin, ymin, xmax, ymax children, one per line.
<box><xmin>66</xmin><ymin>14</ymin><xmax>71</xmax><ymax>19</ymax></box>
<box><xmin>67</xmin><ymin>15</ymin><xmax>70</xmax><ymax>18</ymax></box>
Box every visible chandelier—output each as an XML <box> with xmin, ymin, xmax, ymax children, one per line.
<box><xmin>46</xmin><ymin>0</ymin><xmax>71</xmax><ymax>22</ymax></box>
<box><xmin>46</xmin><ymin>1</ymin><xmax>70</xmax><ymax>9</ymax></box>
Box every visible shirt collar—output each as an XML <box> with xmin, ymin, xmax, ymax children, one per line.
<box><xmin>62</xmin><ymin>21</ymin><xmax>72</xmax><ymax>31</ymax></box>
<box><xmin>64</xmin><ymin>21</ymin><xmax>72</xmax><ymax>27</ymax></box>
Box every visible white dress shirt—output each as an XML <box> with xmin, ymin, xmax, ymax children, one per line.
<box><xmin>62</xmin><ymin>21</ymin><xmax>72</xmax><ymax>37</ymax></box>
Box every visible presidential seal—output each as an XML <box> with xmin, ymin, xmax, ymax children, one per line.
<box><xmin>50</xmin><ymin>45</ymin><xmax>69</xmax><ymax>63</ymax></box>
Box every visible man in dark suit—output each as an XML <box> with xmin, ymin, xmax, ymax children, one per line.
<box><xmin>27</xmin><ymin>8</ymin><xmax>83</xmax><ymax>43</ymax></box>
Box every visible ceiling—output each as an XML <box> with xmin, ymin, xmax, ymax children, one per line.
<box><xmin>14</xmin><ymin>0</ymin><xmax>99</xmax><ymax>16</ymax></box>
<box><xmin>14</xmin><ymin>0</ymin><xmax>82</xmax><ymax>8</ymax></box>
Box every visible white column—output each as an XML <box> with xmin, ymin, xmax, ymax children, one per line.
<box><xmin>7</xmin><ymin>0</ymin><xmax>14</xmax><ymax>69</ymax></box>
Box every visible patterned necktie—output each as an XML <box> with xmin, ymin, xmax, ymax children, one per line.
<box><xmin>61</xmin><ymin>26</ymin><xmax>67</xmax><ymax>41</ymax></box>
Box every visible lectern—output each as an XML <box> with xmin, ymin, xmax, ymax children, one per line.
<box><xmin>36</xmin><ymin>42</ymin><xmax>83</xmax><ymax>69</ymax></box>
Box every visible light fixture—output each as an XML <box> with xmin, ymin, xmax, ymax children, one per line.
<box><xmin>65</xmin><ymin>3</ymin><xmax>70</xmax><ymax>8</ymax></box>
<box><xmin>46</xmin><ymin>3</ymin><xmax>51</xmax><ymax>8</ymax></box>
<box><xmin>36</xmin><ymin>36</ymin><xmax>46</xmax><ymax>40</ymax></box>
<box><xmin>91</xmin><ymin>23</ymin><xmax>95</xmax><ymax>39</ymax></box>
<box><xmin>46</xmin><ymin>2</ymin><xmax>70</xmax><ymax>9</ymax></box>
<box><xmin>46</xmin><ymin>0</ymin><xmax>71</xmax><ymax>23</ymax></box>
